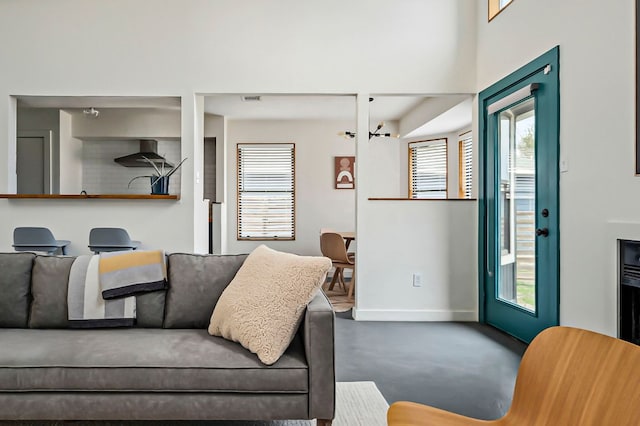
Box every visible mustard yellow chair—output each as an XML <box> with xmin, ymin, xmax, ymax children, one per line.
<box><xmin>388</xmin><ymin>326</ymin><xmax>640</xmax><ymax>426</ymax></box>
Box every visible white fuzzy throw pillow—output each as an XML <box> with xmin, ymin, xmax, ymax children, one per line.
<box><xmin>208</xmin><ymin>245</ymin><xmax>332</xmax><ymax>365</ymax></box>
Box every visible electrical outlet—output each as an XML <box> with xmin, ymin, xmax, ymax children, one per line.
<box><xmin>412</xmin><ymin>273</ymin><xmax>422</xmax><ymax>287</ymax></box>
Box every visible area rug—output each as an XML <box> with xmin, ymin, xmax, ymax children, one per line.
<box><xmin>322</xmin><ymin>286</ymin><xmax>354</xmax><ymax>313</ymax></box>
<box><xmin>0</xmin><ymin>382</ymin><xmax>388</xmax><ymax>426</ymax></box>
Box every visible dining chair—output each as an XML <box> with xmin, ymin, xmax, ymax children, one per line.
<box><xmin>88</xmin><ymin>227</ymin><xmax>141</xmax><ymax>253</ymax></box>
<box><xmin>319</xmin><ymin>229</ymin><xmax>342</xmax><ymax>291</ymax></box>
<box><xmin>387</xmin><ymin>326</ymin><xmax>640</xmax><ymax>426</ymax></box>
<box><xmin>321</xmin><ymin>228</ymin><xmax>355</xmax><ymax>254</ymax></box>
<box><xmin>320</xmin><ymin>232</ymin><xmax>355</xmax><ymax>299</ymax></box>
<box><xmin>13</xmin><ymin>227</ymin><xmax>70</xmax><ymax>255</ymax></box>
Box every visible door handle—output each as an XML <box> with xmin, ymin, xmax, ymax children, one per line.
<box><xmin>485</xmin><ymin>208</ymin><xmax>493</xmax><ymax>277</ymax></box>
<box><xmin>536</xmin><ymin>228</ymin><xmax>549</xmax><ymax>237</ymax></box>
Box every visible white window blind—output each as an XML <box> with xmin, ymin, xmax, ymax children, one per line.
<box><xmin>459</xmin><ymin>134</ymin><xmax>473</xmax><ymax>199</ymax></box>
<box><xmin>515</xmin><ymin>174</ymin><xmax>535</xmax><ymax>199</ymax></box>
<box><xmin>237</xmin><ymin>144</ymin><xmax>295</xmax><ymax>240</ymax></box>
<box><xmin>409</xmin><ymin>139</ymin><xmax>447</xmax><ymax>199</ymax></box>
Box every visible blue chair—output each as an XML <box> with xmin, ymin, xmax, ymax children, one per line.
<box><xmin>13</xmin><ymin>227</ymin><xmax>70</xmax><ymax>255</ymax></box>
<box><xmin>88</xmin><ymin>228</ymin><xmax>141</xmax><ymax>253</ymax></box>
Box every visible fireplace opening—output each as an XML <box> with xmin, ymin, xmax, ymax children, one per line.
<box><xmin>620</xmin><ymin>239</ymin><xmax>640</xmax><ymax>345</ymax></box>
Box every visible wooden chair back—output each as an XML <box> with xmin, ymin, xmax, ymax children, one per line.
<box><xmin>506</xmin><ymin>326</ymin><xmax>640</xmax><ymax>425</ymax></box>
<box><xmin>320</xmin><ymin>232</ymin><xmax>351</xmax><ymax>264</ymax></box>
<box><xmin>388</xmin><ymin>326</ymin><xmax>640</xmax><ymax>426</ymax></box>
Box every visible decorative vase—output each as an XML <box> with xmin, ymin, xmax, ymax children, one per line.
<box><xmin>151</xmin><ymin>176</ymin><xmax>170</xmax><ymax>195</ymax></box>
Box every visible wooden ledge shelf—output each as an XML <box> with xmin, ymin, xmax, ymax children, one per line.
<box><xmin>368</xmin><ymin>197</ymin><xmax>477</xmax><ymax>201</ymax></box>
<box><xmin>0</xmin><ymin>194</ymin><xmax>180</xmax><ymax>200</ymax></box>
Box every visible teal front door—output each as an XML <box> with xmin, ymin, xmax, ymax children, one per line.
<box><xmin>479</xmin><ymin>47</ymin><xmax>560</xmax><ymax>343</ymax></box>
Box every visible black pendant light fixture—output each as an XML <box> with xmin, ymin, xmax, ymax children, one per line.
<box><xmin>339</xmin><ymin>98</ymin><xmax>400</xmax><ymax>140</ymax></box>
<box><xmin>339</xmin><ymin>121</ymin><xmax>400</xmax><ymax>140</ymax></box>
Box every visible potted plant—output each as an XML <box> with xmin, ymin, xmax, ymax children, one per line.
<box><xmin>128</xmin><ymin>156</ymin><xmax>188</xmax><ymax>195</ymax></box>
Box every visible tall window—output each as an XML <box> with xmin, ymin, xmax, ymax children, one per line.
<box><xmin>489</xmin><ymin>0</ymin><xmax>513</xmax><ymax>21</ymax></box>
<box><xmin>237</xmin><ymin>143</ymin><xmax>295</xmax><ymax>240</ymax></box>
<box><xmin>458</xmin><ymin>132</ymin><xmax>473</xmax><ymax>198</ymax></box>
<box><xmin>409</xmin><ymin>138</ymin><xmax>447</xmax><ymax>199</ymax></box>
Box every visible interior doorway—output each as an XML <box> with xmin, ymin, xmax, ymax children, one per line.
<box><xmin>17</xmin><ymin>130</ymin><xmax>52</xmax><ymax>194</ymax></box>
<box><xmin>204</xmin><ymin>136</ymin><xmax>217</xmax><ymax>254</ymax></box>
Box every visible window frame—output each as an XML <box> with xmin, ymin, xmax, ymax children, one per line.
<box><xmin>458</xmin><ymin>131</ymin><xmax>473</xmax><ymax>199</ymax></box>
<box><xmin>489</xmin><ymin>0</ymin><xmax>514</xmax><ymax>22</ymax></box>
<box><xmin>408</xmin><ymin>137</ymin><xmax>448</xmax><ymax>199</ymax></box>
<box><xmin>236</xmin><ymin>142</ymin><xmax>296</xmax><ymax>241</ymax></box>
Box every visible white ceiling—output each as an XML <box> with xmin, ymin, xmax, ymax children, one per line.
<box><xmin>203</xmin><ymin>94</ymin><xmax>426</xmax><ymax>122</ymax></box>
<box><xmin>204</xmin><ymin>95</ymin><xmax>354</xmax><ymax>120</ymax></box>
<box><xmin>15</xmin><ymin>94</ymin><xmax>472</xmax><ymax>135</ymax></box>
<box><xmin>405</xmin><ymin>98</ymin><xmax>473</xmax><ymax>138</ymax></box>
<box><xmin>16</xmin><ymin>96</ymin><xmax>181</xmax><ymax>110</ymax></box>
<box><xmin>369</xmin><ymin>96</ymin><xmax>429</xmax><ymax>123</ymax></box>
<box><xmin>17</xmin><ymin>94</ymin><xmax>425</xmax><ymax>122</ymax></box>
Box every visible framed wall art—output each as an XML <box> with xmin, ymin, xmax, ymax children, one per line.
<box><xmin>335</xmin><ymin>156</ymin><xmax>355</xmax><ymax>189</ymax></box>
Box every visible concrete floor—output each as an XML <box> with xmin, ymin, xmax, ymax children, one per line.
<box><xmin>334</xmin><ymin>311</ymin><xmax>527</xmax><ymax>420</ymax></box>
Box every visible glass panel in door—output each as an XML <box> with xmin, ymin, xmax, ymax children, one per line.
<box><xmin>480</xmin><ymin>46</ymin><xmax>559</xmax><ymax>344</ymax></box>
<box><xmin>497</xmin><ymin>98</ymin><xmax>536</xmax><ymax>312</ymax></box>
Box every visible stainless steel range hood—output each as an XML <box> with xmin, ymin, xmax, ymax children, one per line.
<box><xmin>114</xmin><ymin>139</ymin><xmax>174</xmax><ymax>168</ymax></box>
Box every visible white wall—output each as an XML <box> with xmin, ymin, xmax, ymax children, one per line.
<box><xmin>356</xmin><ymin>119</ymin><xmax>477</xmax><ymax>320</ymax></box>
<box><xmin>1</xmin><ymin>200</ymin><xmax>190</xmax><ymax>255</ymax></box>
<box><xmin>225</xmin><ymin>119</ymin><xmax>357</xmax><ymax>256</ymax></box>
<box><xmin>367</xmin><ymin>120</ymin><xmax>407</xmax><ymax>198</ymax></box>
<box><xmin>0</xmin><ymin>0</ymin><xmax>477</xmax><ymax>256</ymax></box>
<box><xmin>354</xmin><ymin>199</ymin><xmax>478</xmax><ymax>320</ymax></box>
<box><xmin>192</xmin><ymin>96</ymin><xmax>209</xmax><ymax>254</ymax></box>
<box><xmin>71</xmin><ymin>108</ymin><xmax>181</xmax><ymax>140</ymax></box>
<box><xmin>400</xmin><ymin>96</ymin><xmax>470</xmax><ymax>137</ymax></box>
<box><xmin>58</xmin><ymin>110</ymin><xmax>83</xmax><ymax>194</ymax></box>
<box><xmin>476</xmin><ymin>0</ymin><xmax>634</xmax><ymax>335</ymax></box>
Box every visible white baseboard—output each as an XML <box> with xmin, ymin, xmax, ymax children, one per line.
<box><xmin>352</xmin><ymin>308</ymin><xmax>478</xmax><ymax>322</ymax></box>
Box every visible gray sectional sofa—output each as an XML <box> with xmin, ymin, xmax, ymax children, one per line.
<box><xmin>0</xmin><ymin>252</ymin><xmax>335</xmax><ymax>424</ymax></box>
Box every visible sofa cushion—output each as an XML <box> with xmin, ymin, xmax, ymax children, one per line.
<box><xmin>29</xmin><ymin>255</ymin><xmax>165</xmax><ymax>329</ymax></box>
<box><xmin>135</xmin><ymin>290</ymin><xmax>166</xmax><ymax>328</ymax></box>
<box><xmin>0</xmin><ymin>329</ymin><xmax>307</xmax><ymax>393</ymax></box>
<box><xmin>29</xmin><ymin>255</ymin><xmax>75</xmax><ymax>328</ymax></box>
<box><xmin>164</xmin><ymin>253</ymin><xmax>247</xmax><ymax>328</ymax></box>
<box><xmin>0</xmin><ymin>252</ymin><xmax>35</xmax><ymax>328</ymax></box>
<box><xmin>208</xmin><ymin>245</ymin><xmax>332</xmax><ymax>365</ymax></box>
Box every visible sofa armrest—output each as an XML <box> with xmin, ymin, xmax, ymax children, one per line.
<box><xmin>302</xmin><ymin>290</ymin><xmax>335</xmax><ymax>420</ymax></box>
